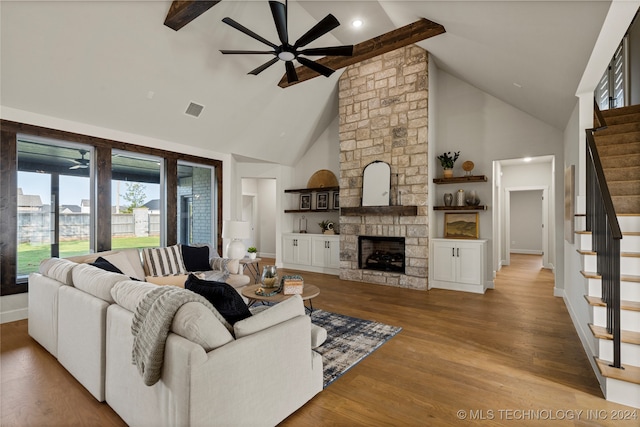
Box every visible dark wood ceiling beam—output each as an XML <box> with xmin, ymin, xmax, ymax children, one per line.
<box><xmin>164</xmin><ymin>1</ymin><xmax>221</xmax><ymax>31</ymax></box>
<box><xmin>278</xmin><ymin>18</ymin><xmax>445</xmax><ymax>88</ymax></box>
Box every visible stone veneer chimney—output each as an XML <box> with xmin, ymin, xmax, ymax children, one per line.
<box><xmin>338</xmin><ymin>45</ymin><xmax>429</xmax><ymax>290</ymax></box>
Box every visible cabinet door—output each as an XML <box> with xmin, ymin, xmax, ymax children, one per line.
<box><xmin>456</xmin><ymin>242</ymin><xmax>482</xmax><ymax>285</ymax></box>
<box><xmin>295</xmin><ymin>235</ymin><xmax>312</xmax><ymax>265</ymax></box>
<box><xmin>432</xmin><ymin>240</ymin><xmax>456</xmax><ymax>282</ymax></box>
<box><xmin>282</xmin><ymin>235</ymin><xmax>297</xmax><ymax>264</ymax></box>
<box><xmin>326</xmin><ymin>238</ymin><xmax>340</xmax><ymax>268</ymax></box>
<box><xmin>311</xmin><ymin>237</ymin><xmax>327</xmax><ymax>267</ymax></box>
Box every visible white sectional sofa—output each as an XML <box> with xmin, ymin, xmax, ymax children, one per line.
<box><xmin>28</xmin><ymin>251</ymin><xmax>325</xmax><ymax>426</ymax></box>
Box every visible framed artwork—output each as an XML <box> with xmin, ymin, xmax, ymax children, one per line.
<box><xmin>564</xmin><ymin>165</ymin><xmax>575</xmax><ymax>243</ymax></box>
<box><xmin>316</xmin><ymin>192</ymin><xmax>329</xmax><ymax>210</ymax></box>
<box><xmin>444</xmin><ymin>212</ymin><xmax>479</xmax><ymax>239</ymax></box>
<box><xmin>299</xmin><ymin>194</ymin><xmax>311</xmax><ymax>210</ymax></box>
<box><xmin>332</xmin><ymin>192</ymin><xmax>340</xmax><ymax>209</ymax></box>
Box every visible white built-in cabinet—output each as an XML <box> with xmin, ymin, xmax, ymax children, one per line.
<box><xmin>430</xmin><ymin>238</ymin><xmax>487</xmax><ymax>294</ymax></box>
<box><xmin>282</xmin><ymin>233</ymin><xmax>339</xmax><ymax>275</ymax></box>
<box><xmin>311</xmin><ymin>235</ymin><xmax>340</xmax><ymax>269</ymax></box>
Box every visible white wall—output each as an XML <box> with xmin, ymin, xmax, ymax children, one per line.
<box><xmin>510</xmin><ymin>190</ymin><xmax>543</xmax><ymax>254</ymax></box>
<box><xmin>433</xmin><ymin>70</ymin><xmax>564</xmax><ymax>285</ymax></box>
<box><xmin>240</xmin><ymin>178</ymin><xmax>277</xmax><ymax>257</ymax></box>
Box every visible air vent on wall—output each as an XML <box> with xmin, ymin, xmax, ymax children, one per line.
<box><xmin>185</xmin><ymin>102</ymin><xmax>204</xmax><ymax>118</ymax></box>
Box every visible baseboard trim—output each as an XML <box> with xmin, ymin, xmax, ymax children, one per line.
<box><xmin>510</xmin><ymin>249</ymin><xmax>543</xmax><ymax>255</ymax></box>
<box><xmin>1</xmin><ymin>308</ymin><xmax>28</xmax><ymax>324</ymax></box>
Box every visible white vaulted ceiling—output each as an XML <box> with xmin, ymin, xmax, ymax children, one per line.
<box><xmin>0</xmin><ymin>1</ymin><xmax>611</xmax><ymax>165</ymax></box>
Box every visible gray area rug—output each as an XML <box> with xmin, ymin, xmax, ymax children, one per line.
<box><xmin>311</xmin><ymin>309</ymin><xmax>402</xmax><ymax>388</ymax></box>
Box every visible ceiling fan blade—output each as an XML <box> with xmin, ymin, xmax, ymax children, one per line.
<box><xmin>220</xmin><ymin>50</ymin><xmax>275</xmax><ymax>55</ymax></box>
<box><xmin>293</xmin><ymin>14</ymin><xmax>340</xmax><ymax>49</ymax></box>
<box><xmin>248</xmin><ymin>57</ymin><xmax>280</xmax><ymax>75</ymax></box>
<box><xmin>222</xmin><ymin>17</ymin><xmax>278</xmax><ymax>49</ymax></box>
<box><xmin>297</xmin><ymin>56</ymin><xmax>334</xmax><ymax>77</ymax></box>
<box><xmin>269</xmin><ymin>1</ymin><xmax>288</xmax><ymax>45</ymax></box>
<box><xmin>300</xmin><ymin>45</ymin><xmax>353</xmax><ymax>57</ymax></box>
<box><xmin>285</xmin><ymin>61</ymin><xmax>298</xmax><ymax>83</ymax></box>
<box><xmin>69</xmin><ymin>164</ymin><xmax>87</xmax><ymax>170</ymax></box>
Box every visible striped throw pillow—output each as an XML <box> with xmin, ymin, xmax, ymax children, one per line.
<box><xmin>143</xmin><ymin>245</ymin><xmax>187</xmax><ymax>277</ymax></box>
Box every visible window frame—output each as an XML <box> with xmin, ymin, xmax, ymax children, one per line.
<box><xmin>0</xmin><ymin>120</ymin><xmax>223</xmax><ymax>296</ymax></box>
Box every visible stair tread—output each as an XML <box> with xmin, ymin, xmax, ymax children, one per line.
<box><xmin>575</xmin><ymin>231</ymin><xmax>640</xmax><ymax>236</ymax></box>
<box><xmin>577</xmin><ymin>249</ymin><xmax>640</xmax><ymax>257</ymax></box>
<box><xmin>601</xmin><ymin>105</ymin><xmax>640</xmax><ymax>117</ymax></box>
<box><xmin>585</xmin><ymin>295</ymin><xmax>640</xmax><ymax>312</ymax></box>
<box><xmin>589</xmin><ymin>323</ymin><xmax>640</xmax><ymax>345</ymax></box>
<box><xmin>595</xmin><ymin>357</ymin><xmax>640</xmax><ymax>385</ymax></box>
<box><xmin>581</xmin><ymin>271</ymin><xmax>640</xmax><ymax>283</ymax></box>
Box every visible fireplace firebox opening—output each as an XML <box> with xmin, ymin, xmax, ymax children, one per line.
<box><xmin>358</xmin><ymin>236</ymin><xmax>405</xmax><ymax>273</ymax></box>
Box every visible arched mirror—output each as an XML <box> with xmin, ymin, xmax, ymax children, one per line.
<box><xmin>362</xmin><ymin>161</ymin><xmax>391</xmax><ymax>206</ymax></box>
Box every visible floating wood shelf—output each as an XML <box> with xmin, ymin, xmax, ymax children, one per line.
<box><xmin>284</xmin><ymin>209</ymin><xmax>339</xmax><ymax>213</ymax></box>
<box><xmin>433</xmin><ymin>205</ymin><xmax>487</xmax><ymax>211</ymax></box>
<box><xmin>341</xmin><ymin>206</ymin><xmax>418</xmax><ymax>216</ymax></box>
<box><xmin>284</xmin><ymin>186</ymin><xmax>340</xmax><ymax>194</ymax></box>
<box><xmin>433</xmin><ymin>175</ymin><xmax>487</xmax><ymax>184</ymax></box>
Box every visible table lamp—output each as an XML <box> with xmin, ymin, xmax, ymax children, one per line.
<box><xmin>222</xmin><ymin>220</ymin><xmax>250</xmax><ymax>259</ymax></box>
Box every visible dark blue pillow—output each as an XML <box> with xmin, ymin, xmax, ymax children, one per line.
<box><xmin>181</xmin><ymin>245</ymin><xmax>212</xmax><ymax>272</ymax></box>
<box><xmin>90</xmin><ymin>257</ymin><xmax>123</xmax><ymax>274</ymax></box>
<box><xmin>185</xmin><ymin>274</ymin><xmax>251</xmax><ymax>325</ymax></box>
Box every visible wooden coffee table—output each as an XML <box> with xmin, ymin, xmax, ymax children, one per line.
<box><xmin>241</xmin><ymin>284</ymin><xmax>320</xmax><ymax>313</ymax></box>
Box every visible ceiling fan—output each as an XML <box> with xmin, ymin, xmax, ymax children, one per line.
<box><xmin>69</xmin><ymin>149</ymin><xmax>89</xmax><ymax>170</ymax></box>
<box><xmin>220</xmin><ymin>0</ymin><xmax>353</xmax><ymax>84</ymax></box>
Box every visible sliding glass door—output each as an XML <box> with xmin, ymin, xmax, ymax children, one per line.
<box><xmin>16</xmin><ymin>139</ymin><xmax>92</xmax><ymax>279</ymax></box>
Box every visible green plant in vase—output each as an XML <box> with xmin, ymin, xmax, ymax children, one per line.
<box><xmin>247</xmin><ymin>246</ymin><xmax>257</xmax><ymax>259</ymax></box>
<box><xmin>437</xmin><ymin>151</ymin><xmax>460</xmax><ymax>178</ymax></box>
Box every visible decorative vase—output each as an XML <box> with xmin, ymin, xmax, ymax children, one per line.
<box><xmin>260</xmin><ymin>265</ymin><xmax>279</xmax><ymax>288</ymax></box>
<box><xmin>465</xmin><ymin>190</ymin><xmax>480</xmax><ymax>206</ymax></box>
<box><xmin>443</xmin><ymin>168</ymin><xmax>453</xmax><ymax>178</ymax></box>
<box><xmin>444</xmin><ymin>193</ymin><xmax>453</xmax><ymax>206</ymax></box>
<box><xmin>456</xmin><ymin>189</ymin><xmax>465</xmax><ymax>207</ymax></box>
<box><xmin>248</xmin><ymin>252</ymin><xmax>257</xmax><ymax>260</ymax></box>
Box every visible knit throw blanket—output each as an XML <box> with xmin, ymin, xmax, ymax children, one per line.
<box><xmin>131</xmin><ymin>286</ymin><xmax>219</xmax><ymax>386</ymax></box>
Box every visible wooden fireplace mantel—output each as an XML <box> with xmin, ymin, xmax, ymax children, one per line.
<box><xmin>340</xmin><ymin>206</ymin><xmax>419</xmax><ymax>216</ymax></box>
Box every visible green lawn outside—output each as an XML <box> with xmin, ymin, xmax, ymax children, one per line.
<box><xmin>17</xmin><ymin>236</ymin><xmax>160</xmax><ymax>276</ymax></box>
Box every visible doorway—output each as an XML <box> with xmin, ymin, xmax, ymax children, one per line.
<box><xmin>504</xmin><ymin>187</ymin><xmax>548</xmax><ymax>268</ymax></box>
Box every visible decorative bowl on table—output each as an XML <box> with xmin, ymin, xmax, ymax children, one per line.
<box><xmin>260</xmin><ymin>265</ymin><xmax>279</xmax><ymax>288</ymax></box>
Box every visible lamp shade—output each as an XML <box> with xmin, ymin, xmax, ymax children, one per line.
<box><xmin>222</xmin><ymin>221</ymin><xmax>250</xmax><ymax>239</ymax></box>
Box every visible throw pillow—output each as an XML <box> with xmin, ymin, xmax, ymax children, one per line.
<box><xmin>184</xmin><ymin>274</ymin><xmax>252</xmax><ymax>325</ymax></box>
<box><xmin>180</xmin><ymin>245</ymin><xmax>212</xmax><ymax>272</ymax></box>
<box><xmin>90</xmin><ymin>256</ymin><xmax>124</xmax><ymax>274</ymax></box>
<box><xmin>142</xmin><ymin>245</ymin><xmax>187</xmax><ymax>277</ymax></box>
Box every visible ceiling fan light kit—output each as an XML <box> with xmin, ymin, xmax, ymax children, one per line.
<box><xmin>220</xmin><ymin>0</ymin><xmax>353</xmax><ymax>85</ymax></box>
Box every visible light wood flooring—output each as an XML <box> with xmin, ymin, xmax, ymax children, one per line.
<box><xmin>1</xmin><ymin>254</ymin><xmax>635</xmax><ymax>426</ymax></box>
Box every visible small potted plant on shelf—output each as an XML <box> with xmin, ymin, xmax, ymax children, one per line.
<box><xmin>247</xmin><ymin>246</ymin><xmax>257</xmax><ymax>260</ymax></box>
<box><xmin>437</xmin><ymin>151</ymin><xmax>460</xmax><ymax>178</ymax></box>
<box><xmin>318</xmin><ymin>220</ymin><xmax>335</xmax><ymax>235</ymax></box>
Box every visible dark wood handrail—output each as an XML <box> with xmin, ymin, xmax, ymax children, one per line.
<box><xmin>585</xmin><ymin>131</ymin><xmax>623</xmax><ymax>240</ymax></box>
<box><xmin>593</xmin><ymin>99</ymin><xmax>608</xmax><ymax>130</ymax></box>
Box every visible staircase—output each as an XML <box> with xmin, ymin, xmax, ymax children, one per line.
<box><xmin>577</xmin><ymin>104</ymin><xmax>640</xmax><ymax>409</ymax></box>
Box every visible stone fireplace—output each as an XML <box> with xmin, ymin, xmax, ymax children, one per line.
<box><xmin>338</xmin><ymin>45</ymin><xmax>429</xmax><ymax>290</ymax></box>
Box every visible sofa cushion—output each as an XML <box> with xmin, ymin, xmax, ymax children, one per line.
<box><xmin>210</xmin><ymin>257</ymin><xmax>241</xmax><ymax>276</ymax></box>
<box><xmin>101</xmin><ymin>252</ymin><xmax>144</xmax><ymax>281</ymax></box>
<box><xmin>142</xmin><ymin>245</ymin><xmax>187</xmax><ymax>277</ymax></box>
<box><xmin>180</xmin><ymin>245</ymin><xmax>212</xmax><ymax>272</ymax></box>
<box><xmin>184</xmin><ymin>274</ymin><xmax>252</xmax><ymax>325</ymax></box>
<box><xmin>145</xmin><ymin>274</ymin><xmax>189</xmax><ymax>287</ymax></box>
<box><xmin>234</xmin><ymin>294</ymin><xmax>305</xmax><ymax>338</ymax></box>
<box><xmin>111</xmin><ymin>280</ymin><xmax>234</xmax><ymax>350</ymax></box>
<box><xmin>39</xmin><ymin>258</ymin><xmax>77</xmax><ymax>285</ymax></box>
<box><xmin>72</xmin><ymin>263</ymin><xmax>130</xmax><ymax>303</ymax></box>
<box><xmin>90</xmin><ymin>256</ymin><xmax>123</xmax><ymax>274</ymax></box>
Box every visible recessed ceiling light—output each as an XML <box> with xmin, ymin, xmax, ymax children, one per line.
<box><xmin>352</xmin><ymin>19</ymin><xmax>363</xmax><ymax>28</ymax></box>
<box><xmin>523</xmin><ymin>157</ymin><xmax>532</xmax><ymax>162</ymax></box>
